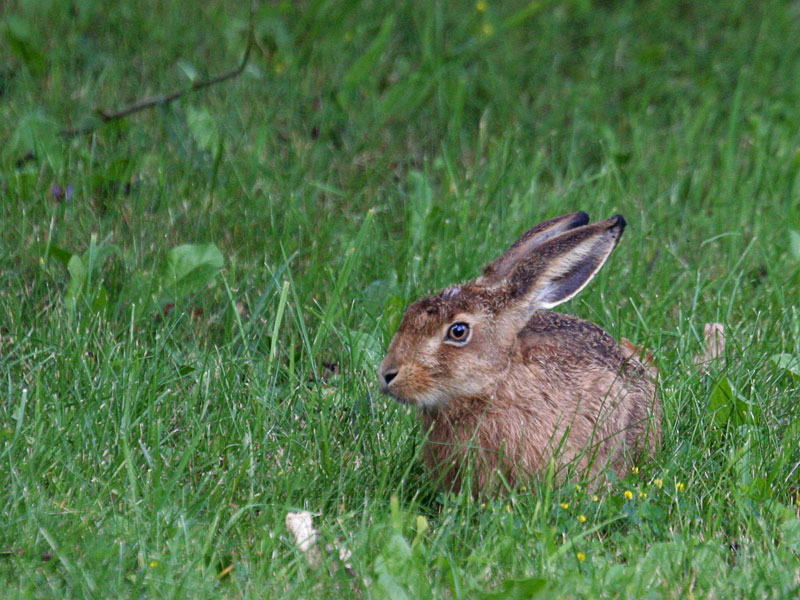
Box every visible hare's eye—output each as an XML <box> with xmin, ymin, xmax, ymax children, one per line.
<box><xmin>445</xmin><ymin>322</ymin><xmax>470</xmax><ymax>343</ymax></box>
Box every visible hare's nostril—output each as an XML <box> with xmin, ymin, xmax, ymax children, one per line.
<box><xmin>382</xmin><ymin>368</ymin><xmax>398</xmax><ymax>386</ymax></box>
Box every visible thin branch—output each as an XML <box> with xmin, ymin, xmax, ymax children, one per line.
<box><xmin>62</xmin><ymin>3</ymin><xmax>256</xmax><ymax>137</ymax></box>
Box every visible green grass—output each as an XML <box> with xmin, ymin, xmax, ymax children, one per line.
<box><xmin>2</xmin><ymin>0</ymin><xmax>800</xmax><ymax>597</ymax></box>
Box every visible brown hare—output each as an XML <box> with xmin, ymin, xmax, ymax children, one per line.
<box><xmin>378</xmin><ymin>211</ymin><xmax>660</xmax><ymax>493</ymax></box>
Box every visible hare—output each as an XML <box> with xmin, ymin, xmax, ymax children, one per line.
<box><xmin>378</xmin><ymin>211</ymin><xmax>660</xmax><ymax>492</ymax></box>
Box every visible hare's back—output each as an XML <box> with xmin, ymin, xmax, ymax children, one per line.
<box><xmin>517</xmin><ymin>310</ymin><xmax>659</xmax><ymax>466</ymax></box>
<box><xmin>519</xmin><ymin>311</ymin><xmax>629</xmax><ymax>373</ymax></box>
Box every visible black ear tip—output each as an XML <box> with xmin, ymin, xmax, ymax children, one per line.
<box><xmin>574</xmin><ymin>211</ymin><xmax>591</xmax><ymax>226</ymax></box>
<box><xmin>611</xmin><ymin>214</ymin><xmax>627</xmax><ymax>229</ymax></box>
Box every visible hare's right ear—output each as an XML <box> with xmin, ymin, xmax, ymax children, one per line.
<box><xmin>479</xmin><ymin>211</ymin><xmax>590</xmax><ymax>285</ymax></box>
<box><xmin>480</xmin><ymin>215</ymin><xmax>626</xmax><ymax>318</ymax></box>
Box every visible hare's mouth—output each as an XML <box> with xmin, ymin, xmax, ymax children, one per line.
<box><xmin>381</xmin><ymin>382</ymin><xmax>445</xmax><ymax>409</ymax></box>
<box><xmin>390</xmin><ymin>387</ymin><xmax>452</xmax><ymax>409</ymax></box>
<box><xmin>379</xmin><ymin>382</ymin><xmax>418</xmax><ymax>406</ymax></box>
<box><xmin>388</xmin><ymin>393</ymin><xmax>413</xmax><ymax>406</ymax></box>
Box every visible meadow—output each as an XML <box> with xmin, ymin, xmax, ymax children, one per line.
<box><xmin>1</xmin><ymin>0</ymin><xmax>799</xmax><ymax>597</ymax></box>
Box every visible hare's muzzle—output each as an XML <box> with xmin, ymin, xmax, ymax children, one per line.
<box><xmin>378</xmin><ymin>362</ymin><xmax>417</xmax><ymax>405</ymax></box>
<box><xmin>378</xmin><ymin>364</ymin><xmax>399</xmax><ymax>394</ymax></box>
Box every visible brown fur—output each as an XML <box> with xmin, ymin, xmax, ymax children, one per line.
<box><xmin>378</xmin><ymin>212</ymin><xmax>661</xmax><ymax>493</ymax></box>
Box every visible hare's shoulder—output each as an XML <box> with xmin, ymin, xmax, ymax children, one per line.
<box><xmin>517</xmin><ymin>311</ymin><xmax>627</xmax><ymax>370</ymax></box>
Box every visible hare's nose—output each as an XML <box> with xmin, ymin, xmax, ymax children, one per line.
<box><xmin>379</xmin><ymin>366</ymin><xmax>398</xmax><ymax>390</ymax></box>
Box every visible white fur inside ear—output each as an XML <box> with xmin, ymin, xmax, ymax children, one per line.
<box><xmin>533</xmin><ymin>237</ymin><xmax>612</xmax><ymax>309</ymax></box>
<box><xmin>442</xmin><ymin>285</ymin><xmax>462</xmax><ymax>299</ymax></box>
<box><xmin>535</xmin><ymin>283</ymin><xmax>561</xmax><ymax>309</ymax></box>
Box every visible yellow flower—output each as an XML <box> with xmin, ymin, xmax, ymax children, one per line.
<box><xmin>149</xmin><ymin>560</ymin><xmax>159</xmax><ymax>568</ymax></box>
<box><xmin>676</xmin><ymin>482</ymin><xmax>686</xmax><ymax>492</ymax></box>
<box><xmin>476</xmin><ymin>0</ymin><xmax>488</xmax><ymax>12</ymax></box>
<box><xmin>576</xmin><ymin>552</ymin><xmax>586</xmax><ymax>563</ymax></box>
<box><xmin>577</xmin><ymin>514</ymin><xmax>587</xmax><ymax>523</ymax></box>
<box><xmin>591</xmin><ymin>494</ymin><xmax>599</xmax><ymax>502</ymax></box>
<box><xmin>654</xmin><ymin>478</ymin><xmax>663</xmax><ymax>489</ymax></box>
<box><xmin>624</xmin><ymin>490</ymin><xmax>633</xmax><ymax>500</ymax></box>
<box><xmin>560</xmin><ymin>502</ymin><xmax>569</xmax><ymax>509</ymax></box>
<box><xmin>638</xmin><ymin>491</ymin><xmax>648</xmax><ymax>499</ymax></box>
<box><xmin>631</xmin><ymin>466</ymin><xmax>639</xmax><ymax>475</ymax></box>
<box><xmin>505</xmin><ymin>503</ymin><xmax>512</xmax><ymax>513</ymax></box>
<box><xmin>481</xmin><ymin>22</ymin><xmax>495</xmax><ymax>37</ymax></box>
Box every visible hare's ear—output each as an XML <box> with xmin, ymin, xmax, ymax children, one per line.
<box><xmin>497</xmin><ymin>215</ymin><xmax>626</xmax><ymax>312</ymax></box>
<box><xmin>479</xmin><ymin>211</ymin><xmax>590</xmax><ymax>286</ymax></box>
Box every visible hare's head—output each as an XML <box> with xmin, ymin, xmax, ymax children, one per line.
<box><xmin>378</xmin><ymin>212</ymin><xmax>626</xmax><ymax>408</ymax></box>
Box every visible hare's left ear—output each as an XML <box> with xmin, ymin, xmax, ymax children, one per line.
<box><xmin>479</xmin><ymin>215</ymin><xmax>625</xmax><ymax>321</ymax></box>
<box><xmin>514</xmin><ymin>215</ymin><xmax>625</xmax><ymax>309</ymax></box>
<box><xmin>478</xmin><ymin>211</ymin><xmax>589</xmax><ymax>286</ymax></box>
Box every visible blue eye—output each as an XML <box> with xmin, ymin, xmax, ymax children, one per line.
<box><xmin>446</xmin><ymin>322</ymin><xmax>470</xmax><ymax>342</ymax></box>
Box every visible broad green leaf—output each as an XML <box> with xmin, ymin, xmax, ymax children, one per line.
<box><xmin>637</xmin><ymin>43</ymin><xmax>668</xmax><ymax>66</ymax></box>
<box><xmin>482</xmin><ymin>577</ymin><xmax>548</xmax><ymax>600</ymax></box>
<box><xmin>176</xmin><ymin>364</ymin><xmax>196</xmax><ymax>377</ymax></box>
<box><xmin>343</xmin><ymin>327</ymin><xmax>383</xmax><ymax>368</ymax></box>
<box><xmin>384</xmin><ymin>295</ymin><xmax>406</xmax><ymax>335</ymax></box>
<box><xmin>186</xmin><ymin>106</ymin><xmax>221</xmax><ymax>153</ymax></box>
<box><xmin>745</xmin><ymin>477</ymin><xmax>771</xmax><ymax>502</ymax></box>
<box><xmin>378</xmin><ymin>71</ymin><xmax>435</xmax><ymax>123</ymax></box>
<box><xmin>44</xmin><ymin>244</ymin><xmax>73</xmax><ymax>266</ymax></box>
<box><xmin>90</xmin><ymin>285</ymin><xmax>108</xmax><ymax>312</ymax></box>
<box><xmin>407</xmin><ymin>171</ymin><xmax>433</xmax><ymax>248</ymax></box>
<box><xmin>789</xmin><ymin>229</ymin><xmax>800</xmax><ymax>260</ymax></box>
<box><xmin>3</xmin><ymin>16</ymin><xmax>45</xmax><ymax>75</ymax></box>
<box><xmin>637</xmin><ymin>541</ymin><xmax>684</xmax><ymax>586</ymax></box>
<box><xmin>65</xmin><ymin>254</ymin><xmax>87</xmax><ymax>307</ymax></box>
<box><xmin>504</xmin><ymin>1</ymin><xmax>549</xmax><ymax>29</ymax></box>
<box><xmin>339</xmin><ymin>14</ymin><xmax>394</xmax><ymax>107</ymax></box>
<box><xmin>784</xmin><ymin>416</ymin><xmax>800</xmax><ymax>442</ymax></box>
<box><xmin>4</xmin><ymin>110</ymin><xmax>61</xmax><ymax>163</ymax></box>
<box><xmin>780</xmin><ymin>518</ymin><xmax>800</xmax><ymax>553</ymax></box>
<box><xmin>690</xmin><ymin>544</ymin><xmax>728</xmax><ymax>592</ymax></box>
<box><xmin>771</xmin><ymin>353</ymin><xmax>800</xmax><ymax>378</ymax></box>
<box><xmin>64</xmin><ymin>253</ymin><xmax>110</xmax><ymax>313</ymax></box>
<box><xmin>373</xmin><ymin>533</ymin><xmax>428</xmax><ymax>600</ymax></box>
<box><xmin>770</xmin><ymin>416</ymin><xmax>800</xmax><ymax>486</ymax></box>
<box><xmin>176</xmin><ymin>59</ymin><xmax>199</xmax><ymax>83</ymax></box>
<box><xmin>383</xmin><ymin>532</ymin><xmax>412</xmax><ymax>562</ymax></box>
<box><xmin>708</xmin><ymin>376</ymin><xmax>759</xmax><ymax>429</ymax></box>
<box><xmin>389</xmin><ymin>495</ymin><xmax>404</xmax><ymax>531</ymax></box>
<box><xmin>158</xmin><ymin>243</ymin><xmax>224</xmax><ymax>304</ymax></box>
<box><xmin>58</xmin><ymin>236</ymin><xmax>118</xmax><ymax>313</ymax></box>
<box><xmin>255</xmin><ymin>11</ymin><xmax>292</xmax><ymax>51</ymax></box>
<box><xmin>372</xmin><ymin>497</ymin><xmax>432</xmax><ymax>600</ymax></box>
<box><xmin>83</xmin><ymin>235</ymin><xmax>120</xmax><ymax>282</ymax></box>
<box><xmin>374</xmin><ymin>570</ymin><xmax>412</xmax><ymax>600</ymax></box>
<box><xmin>411</xmin><ymin>515</ymin><xmax>428</xmax><ymax>550</ymax></box>
<box><xmin>708</xmin><ymin>376</ymin><xmax>735</xmax><ymax>427</ymax></box>
<box><xmin>363</xmin><ymin>270</ymin><xmax>400</xmax><ymax>319</ymax></box>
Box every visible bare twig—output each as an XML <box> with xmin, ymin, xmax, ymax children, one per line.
<box><xmin>62</xmin><ymin>3</ymin><xmax>256</xmax><ymax>137</ymax></box>
<box><xmin>692</xmin><ymin>322</ymin><xmax>726</xmax><ymax>374</ymax></box>
<box><xmin>285</xmin><ymin>511</ymin><xmax>354</xmax><ymax>575</ymax></box>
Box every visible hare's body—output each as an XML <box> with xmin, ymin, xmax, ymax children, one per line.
<box><xmin>420</xmin><ymin>310</ymin><xmax>658</xmax><ymax>490</ymax></box>
<box><xmin>379</xmin><ymin>212</ymin><xmax>660</xmax><ymax>492</ymax></box>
